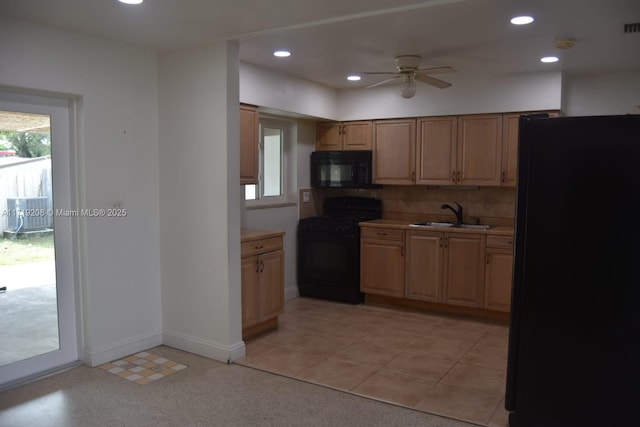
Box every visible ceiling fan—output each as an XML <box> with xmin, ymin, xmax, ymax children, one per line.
<box><xmin>363</xmin><ymin>55</ymin><xmax>456</xmax><ymax>98</ymax></box>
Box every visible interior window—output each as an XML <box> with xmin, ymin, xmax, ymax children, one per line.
<box><xmin>245</xmin><ymin>117</ymin><xmax>292</xmax><ymax>206</ymax></box>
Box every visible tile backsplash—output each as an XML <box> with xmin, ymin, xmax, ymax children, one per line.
<box><xmin>308</xmin><ymin>186</ymin><xmax>516</xmax><ymax>227</ymax></box>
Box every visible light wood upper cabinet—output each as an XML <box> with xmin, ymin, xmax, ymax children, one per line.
<box><xmin>457</xmin><ymin>114</ymin><xmax>503</xmax><ymax>186</ymax></box>
<box><xmin>502</xmin><ymin>111</ymin><xmax>560</xmax><ymax>187</ymax></box>
<box><xmin>416</xmin><ymin>116</ymin><xmax>458</xmax><ymax>185</ymax></box>
<box><xmin>373</xmin><ymin>119</ymin><xmax>416</xmax><ymax>185</ymax></box>
<box><xmin>406</xmin><ymin>230</ymin><xmax>486</xmax><ymax>308</ymax></box>
<box><xmin>501</xmin><ymin>113</ymin><xmax>520</xmax><ymax>187</ymax></box>
<box><xmin>360</xmin><ymin>227</ymin><xmax>405</xmax><ymax>298</ymax></box>
<box><xmin>484</xmin><ymin>235</ymin><xmax>514</xmax><ymax>312</ymax></box>
<box><xmin>240</xmin><ymin>104</ymin><xmax>259</xmax><ymax>185</ymax></box>
<box><xmin>316</xmin><ymin>121</ymin><xmax>372</xmax><ymax>151</ymax></box>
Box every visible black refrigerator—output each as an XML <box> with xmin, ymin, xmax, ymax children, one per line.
<box><xmin>505</xmin><ymin>114</ymin><xmax>640</xmax><ymax>427</ymax></box>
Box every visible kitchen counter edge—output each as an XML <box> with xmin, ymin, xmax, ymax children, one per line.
<box><xmin>359</xmin><ymin>219</ymin><xmax>514</xmax><ymax>236</ymax></box>
<box><xmin>241</xmin><ymin>228</ymin><xmax>285</xmax><ymax>242</ymax></box>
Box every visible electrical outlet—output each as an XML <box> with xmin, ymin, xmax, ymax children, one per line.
<box><xmin>302</xmin><ymin>191</ymin><xmax>310</xmax><ymax>203</ymax></box>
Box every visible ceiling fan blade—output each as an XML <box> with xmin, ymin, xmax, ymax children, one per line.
<box><xmin>416</xmin><ymin>66</ymin><xmax>457</xmax><ymax>75</ymax></box>
<box><xmin>366</xmin><ymin>76</ymin><xmax>401</xmax><ymax>88</ymax></box>
<box><xmin>415</xmin><ymin>74</ymin><xmax>452</xmax><ymax>89</ymax></box>
<box><xmin>362</xmin><ymin>71</ymin><xmax>400</xmax><ymax>75</ymax></box>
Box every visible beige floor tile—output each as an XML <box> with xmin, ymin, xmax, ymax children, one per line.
<box><xmin>359</xmin><ymin>329</ymin><xmax>421</xmax><ymax>351</ymax></box>
<box><xmin>379</xmin><ymin>317</ymin><xmax>440</xmax><ymax>336</ymax></box>
<box><xmin>241</xmin><ymin>345</ymin><xmax>325</xmax><ymax>377</ymax></box>
<box><xmin>295</xmin><ymin>357</ymin><xmax>377</xmax><ymax>391</ymax></box>
<box><xmin>332</xmin><ymin>341</ymin><xmax>400</xmax><ymax>368</ymax></box>
<box><xmin>488</xmin><ymin>398</ymin><xmax>510</xmax><ymax>427</ymax></box>
<box><xmin>278</xmin><ymin>313</ymin><xmax>344</xmax><ymax>336</ymax></box>
<box><xmin>383</xmin><ymin>351</ymin><xmax>457</xmax><ymax>381</ymax></box>
<box><xmin>302</xmin><ymin>305</ymin><xmax>355</xmax><ymax>321</ymax></box>
<box><xmin>476</xmin><ymin>329</ymin><xmax>510</xmax><ymax>350</ymax></box>
<box><xmin>460</xmin><ymin>344</ymin><xmax>508</xmax><ymax>371</ymax></box>
<box><xmin>415</xmin><ymin>383</ymin><xmax>502</xmax><ymax>425</ymax></box>
<box><xmin>426</xmin><ymin>322</ymin><xmax>489</xmax><ymax>343</ymax></box>
<box><xmin>352</xmin><ymin>369</ymin><xmax>436</xmax><ymax>407</ymax></box>
<box><xmin>242</xmin><ymin>340</ymin><xmax>278</xmax><ymax>361</ymax></box>
<box><xmin>440</xmin><ymin>362</ymin><xmax>506</xmax><ymax>396</ymax></box>
<box><xmin>256</xmin><ymin>326</ymin><xmax>309</xmax><ymax>347</ymax></box>
<box><xmin>407</xmin><ymin>336</ymin><xmax>475</xmax><ymax>360</ymax></box>
<box><xmin>281</xmin><ymin>332</ymin><xmax>355</xmax><ymax>356</ymax></box>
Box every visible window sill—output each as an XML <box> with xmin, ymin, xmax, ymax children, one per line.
<box><xmin>245</xmin><ymin>201</ymin><xmax>297</xmax><ymax>211</ymax></box>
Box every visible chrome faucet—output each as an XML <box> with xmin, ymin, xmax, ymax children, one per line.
<box><xmin>441</xmin><ymin>201</ymin><xmax>463</xmax><ymax>225</ymax></box>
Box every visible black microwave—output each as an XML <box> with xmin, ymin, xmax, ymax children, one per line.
<box><xmin>310</xmin><ymin>150</ymin><xmax>375</xmax><ymax>188</ymax></box>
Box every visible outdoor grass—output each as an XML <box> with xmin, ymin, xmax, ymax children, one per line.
<box><xmin>0</xmin><ymin>234</ymin><xmax>55</xmax><ymax>265</ymax></box>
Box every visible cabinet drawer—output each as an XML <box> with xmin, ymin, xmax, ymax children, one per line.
<box><xmin>241</xmin><ymin>236</ymin><xmax>283</xmax><ymax>257</ymax></box>
<box><xmin>361</xmin><ymin>227</ymin><xmax>405</xmax><ymax>241</ymax></box>
<box><xmin>487</xmin><ymin>235</ymin><xmax>514</xmax><ymax>249</ymax></box>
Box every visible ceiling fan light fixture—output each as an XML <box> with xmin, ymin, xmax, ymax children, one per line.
<box><xmin>510</xmin><ymin>15</ymin><xmax>534</xmax><ymax>25</ymax></box>
<box><xmin>400</xmin><ymin>76</ymin><xmax>416</xmax><ymax>99</ymax></box>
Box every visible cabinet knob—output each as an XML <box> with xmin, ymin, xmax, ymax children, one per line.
<box><xmin>377</xmin><ymin>232</ymin><xmax>387</xmax><ymax>236</ymax></box>
<box><xmin>255</xmin><ymin>244</ymin><xmax>264</xmax><ymax>250</ymax></box>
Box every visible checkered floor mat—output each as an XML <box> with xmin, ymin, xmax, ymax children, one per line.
<box><xmin>99</xmin><ymin>351</ymin><xmax>187</xmax><ymax>384</ymax></box>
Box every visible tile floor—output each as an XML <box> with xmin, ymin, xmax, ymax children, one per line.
<box><xmin>237</xmin><ymin>297</ymin><xmax>510</xmax><ymax>427</ymax></box>
<box><xmin>99</xmin><ymin>351</ymin><xmax>188</xmax><ymax>385</ymax></box>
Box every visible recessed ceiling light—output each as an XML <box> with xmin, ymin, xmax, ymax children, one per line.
<box><xmin>510</xmin><ymin>16</ymin><xmax>534</xmax><ymax>25</ymax></box>
<box><xmin>119</xmin><ymin>0</ymin><xmax>143</xmax><ymax>4</ymax></box>
<box><xmin>347</xmin><ymin>75</ymin><xmax>361</xmax><ymax>81</ymax></box>
<box><xmin>540</xmin><ymin>56</ymin><xmax>559</xmax><ymax>63</ymax></box>
<box><xmin>273</xmin><ymin>50</ymin><xmax>291</xmax><ymax>58</ymax></box>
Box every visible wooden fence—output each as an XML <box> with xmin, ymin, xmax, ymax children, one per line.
<box><xmin>0</xmin><ymin>157</ymin><xmax>52</xmax><ymax>232</ymax></box>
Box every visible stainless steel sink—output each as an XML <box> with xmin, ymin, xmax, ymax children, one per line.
<box><xmin>410</xmin><ymin>222</ymin><xmax>494</xmax><ymax>230</ymax></box>
<box><xmin>457</xmin><ymin>224</ymin><xmax>494</xmax><ymax>230</ymax></box>
<box><xmin>410</xmin><ymin>221</ymin><xmax>454</xmax><ymax>228</ymax></box>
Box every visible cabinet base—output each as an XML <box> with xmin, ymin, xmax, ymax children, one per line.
<box><xmin>365</xmin><ymin>294</ymin><xmax>510</xmax><ymax>323</ymax></box>
<box><xmin>242</xmin><ymin>317</ymin><xmax>279</xmax><ymax>341</ymax></box>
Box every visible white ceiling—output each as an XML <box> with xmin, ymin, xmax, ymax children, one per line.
<box><xmin>1</xmin><ymin>0</ymin><xmax>639</xmax><ymax>89</ymax></box>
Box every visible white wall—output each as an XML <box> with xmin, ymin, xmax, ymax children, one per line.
<box><xmin>337</xmin><ymin>71</ymin><xmax>563</xmax><ymax>120</ymax></box>
<box><xmin>159</xmin><ymin>42</ymin><xmax>244</xmax><ymax>362</ymax></box>
<box><xmin>240</xmin><ymin>62</ymin><xmax>338</xmax><ymax>120</ymax></box>
<box><xmin>562</xmin><ymin>71</ymin><xmax>640</xmax><ymax>116</ymax></box>
<box><xmin>0</xmin><ymin>18</ymin><xmax>162</xmax><ymax>366</ymax></box>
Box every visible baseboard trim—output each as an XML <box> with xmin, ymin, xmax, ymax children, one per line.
<box><xmin>163</xmin><ymin>330</ymin><xmax>245</xmax><ymax>363</ymax></box>
<box><xmin>285</xmin><ymin>286</ymin><xmax>299</xmax><ymax>301</ymax></box>
<box><xmin>83</xmin><ymin>332</ymin><xmax>163</xmax><ymax>367</ymax></box>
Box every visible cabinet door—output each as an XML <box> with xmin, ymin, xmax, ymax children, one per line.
<box><xmin>484</xmin><ymin>248</ymin><xmax>513</xmax><ymax>312</ymax></box>
<box><xmin>316</xmin><ymin>122</ymin><xmax>342</xmax><ymax>151</ymax></box>
<box><xmin>259</xmin><ymin>250</ymin><xmax>285</xmax><ymax>320</ymax></box>
<box><xmin>240</xmin><ymin>105</ymin><xmax>259</xmax><ymax>185</ymax></box>
<box><xmin>342</xmin><ymin>121</ymin><xmax>373</xmax><ymax>150</ymax></box>
<box><xmin>373</xmin><ymin>119</ymin><xmax>416</xmax><ymax>185</ymax></box>
<box><xmin>457</xmin><ymin>114</ymin><xmax>502</xmax><ymax>186</ymax></box>
<box><xmin>405</xmin><ymin>231</ymin><xmax>444</xmax><ymax>302</ymax></box>
<box><xmin>443</xmin><ymin>233</ymin><xmax>486</xmax><ymax>307</ymax></box>
<box><xmin>501</xmin><ymin>113</ymin><xmax>520</xmax><ymax>187</ymax></box>
<box><xmin>416</xmin><ymin>117</ymin><xmax>457</xmax><ymax>185</ymax></box>
<box><xmin>241</xmin><ymin>255</ymin><xmax>260</xmax><ymax>328</ymax></box>
<box><xmin>360</xmin><ymin>238</ymin><xmax>405</xmax><ymax>297</ymax></box>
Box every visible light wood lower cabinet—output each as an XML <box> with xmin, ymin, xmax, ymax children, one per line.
<box><xmin>484</xmin><ymin>235</ymin><xmax>514</xmax><ymax>312</ymax></box>
<box><xmin>360</xmin><ymin>227</ymin><xmax>405</xmax><ymax>298</ymax></box>
<box><xmin>241</xmin><ymin>232</ymin><xmax>284</xmax><ymax>338</ymax></box>
<box><xmin>406</xmin><ymin>230</ymin><xmax>486</xmax><ymax>308</ymax></box>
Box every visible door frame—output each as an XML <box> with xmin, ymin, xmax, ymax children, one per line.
<box><xmin>0</xmin><ymin>89</ymin><xmax>83</xmax><ymax>390</ymax></box>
